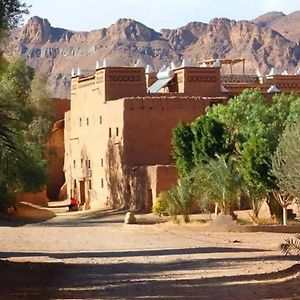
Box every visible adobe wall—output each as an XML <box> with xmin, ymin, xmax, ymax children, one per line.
<box><xmin>104</xmin><ymin>67</ymin><xmax>147</xmax><ymax>100</ymax></box>
<box><xmin>123</xmin><ymin>96</ymin><xmax>214</xmax><ymax>166</ymax></box>
<box><xmin>66</xmin><ymin>73</ymin><xmax>126</xmax><ymax>209</ymax></box>
<box><xmin>146</xmin><ymin>165</ymin><xmax>178</xmax><ymax>210</ymax></box>
<box><xmin>169</xmin><ymin>67</ymin><xmax>222</xmax><ymax>97</ymax></box>
<box><xmin>45</xmin><ymin>120</ymin><xmax>65</xmax><ymax>200</ymax></box>
<box><xmin>267</xmin><ymin>75</ymin><xmax>300</xmax><ymax>93</ymax></box>
<box><xmin>52</xmin><ymin>98</ymin><xmax>71</xmax><ymax>121</ymax></box>
<box><xmin>16</xmin><ymin>190</ymin><xmax>48</xmax><ymax>207</ymax></box>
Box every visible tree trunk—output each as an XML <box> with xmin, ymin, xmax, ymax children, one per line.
<box><xmin>214</xmin><ymin>202</ymin><xmax>218</xmax><ymax>216</ymax></box>
<box><xmin>283</xmin><ymin>206</ymin><xmax>287</xmax><ymax>226</ymax></box>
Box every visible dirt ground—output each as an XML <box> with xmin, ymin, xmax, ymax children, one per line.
<box><xmin>0</xmin><ymin>206</ymin><xmax>300</xmax><ymax>300</ymax></box>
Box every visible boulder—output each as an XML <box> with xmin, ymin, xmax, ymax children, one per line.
<box><xmin>124</xmin><ymin>212</ymin><xmax>137</xmax><ymax>224</ymax></box>
<box><xmin>209</xmin><ymin>214</ymin><xmax>237</xmax><ymax>231</ymax></box>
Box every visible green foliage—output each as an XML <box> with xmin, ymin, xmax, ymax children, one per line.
<box><xmin>193</xmin><ymin>156</ymin><xmax>242</xmax><ymax>216</ymax></box>
<box><xmin>152</xmin><ymin>192</ymin><xmax>170</xmax><ymax>217</ymax></box>
<box><xmin>0</xmin><ymin>0</ymin><xmax>29</xmax><ymax>37</ymax></box>
<box><xmin>192</xmin><ymin>116</ymin><xmax>229</xmax><ymax>164</ymax></box>
<box><xmin>172</xmin><ymin>89</ymin><xmax>300</xmax><ymax>223</ymax></box>
<box><xmin>0</xmin><ymin>57</ymin><xmax>54</xmax><ymax>207</ymax></box>
<box><xmin>167</xmin><ymin>177</ymin><xmax>196</xmax><ymax>223</ymax></box>
<box><xmin>272</xmin><ymin>122</ymin><xmax>300</xmax><ymax>199</ymax></box>
<box><xmin>172</xmin><ymin>122</ymin><xmax>194</xmax><ymax>177</ymax></box>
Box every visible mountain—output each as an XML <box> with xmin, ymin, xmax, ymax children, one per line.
<box><xmin>253</xmin><ymin>11</ymin><xmax>300</xmax><ymax>42</ymax></box>
<box><xmin>4</xmin><ymin>15</ymin><xmax>300</xmax><ymax>98</ymax></box>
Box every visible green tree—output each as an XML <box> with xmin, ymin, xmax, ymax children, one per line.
<box><xmin>0</xmin><ymin>57</ymin><xmax>54</xmax><ymax>207</ymax></box>
<box><xmin>271</xmin><ymin>122</ymin><xmax>300</xmax><ymax>225</ymax></box>
<box><xmin>272</xmin><ymin>122</ymin><xmax>300</xmax><ymax>199</ymax></box>
<box><xmin>0</xmin><ymin>0</ymin><xmax>28</xmax><ymax>37</ymax></box>
<box><xmin>172</xmin><ymin>122</ymin><xmax>194</xmax><ymax>177</ymax></box>
<box><xmin>192</xmin><ymin>115</ymin><xmax>229</xmax><ymax>165</ymax></box>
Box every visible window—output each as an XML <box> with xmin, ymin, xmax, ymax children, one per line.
<box><xmin>101</xmin><ymin>178</ymin><xmax>104</xmax><ymax>188</ymax></box>
<box><xmin>101</xmin><ymin>158</ymin><xmax>104</xmax><ymax>167</ymax></box>
<box><xmin>81</xmin><ymin>159</ymin><xmax>83</xmax><ymax>168</ymax></box>
<box><xmin>99</xmin><ymin>116</ymin><xmax>102</xmax><ymax>124</ymax></box>
<box><xmin>116</xmin><ymin>127</ymin><xmax>119</xmax><ymax>137</ymax></box>
<box><xmin>88</xmin><ymin>160</ymin><xmax>91</xmax><ymax>169</ymax></box>
<box><xmin>109</xmin><ymin>127</ymin><xmax>112</xmax><ymax>138</ymax></box>
<box><xmin>88</xmin><ymin>180</ymin><xmax>92</xmax><ymax>190</ymax></box>
<box><xmin>79</xmin><ymin>118</ymin><xmax>82</xmax><ymax>127</ymax></box>
<box><xmin>86</xmin><ymin>118</ymin><xmax>89</xmax><ymax>126</ymax></box>
<box><xmin>73</xmin><ymin>159</ymin><xmax>76</xmax><ymax>169</ymax></box>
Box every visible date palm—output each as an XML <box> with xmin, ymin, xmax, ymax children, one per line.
<box><xmin>193</xmin><ymin>155</ymin><xmax>242</xmax><ymax>217</ymax></box>
<box><xmin>281</xmin><ymin>235</ymin><xmax>300</xmax><ymax>255</ymax></box>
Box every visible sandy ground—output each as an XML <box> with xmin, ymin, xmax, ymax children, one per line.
<box><xmin>0</xmin><ymin>207</ymin><xmax>300</xmax><ymax>299</ymax></box>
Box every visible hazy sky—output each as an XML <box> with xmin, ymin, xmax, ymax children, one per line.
<box><xmin>23</xmin><ymin>0</ymin><xmax>300</xmax><ymax>31</ymax></box>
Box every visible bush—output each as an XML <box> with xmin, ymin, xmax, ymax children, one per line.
<box><xmin>152</xmin><ymin>192</ymin><xmax>170</xmax><ymax>217</ymax></box>
<box><xmin>153</xmin><ymin>178</ymin><xmax>196</xmax><ymax>223</ymax></box>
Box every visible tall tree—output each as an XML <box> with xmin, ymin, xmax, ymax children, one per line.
<box><xmin>0</xmin><ymin>57</ymin><xmax>54</xmax><ymax>207</ymax></box>
<box><xmin>192</xmin><ymin>116</ymin><xmax>229</xmax><ymax>165</ymax></box>
<box><xmin>0</xmin><ymin>0</ymin><xmax>28</xmax><ymax>37</ymax></box>
<box><xmin>172</xmin><ymin>122</ymin><xmax>195</xmax><ymax>177</ymax></box>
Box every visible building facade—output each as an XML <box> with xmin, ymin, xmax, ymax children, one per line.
<box><xmin>64</xmin><ymin>62</ymin><xmax>300</xmax><ymax>211</ymax></box>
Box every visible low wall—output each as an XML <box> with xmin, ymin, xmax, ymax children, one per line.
<box><xmin>238</xmin><ymin>225</ymin><xmax>300</xmax><ymax>233</ymax></box>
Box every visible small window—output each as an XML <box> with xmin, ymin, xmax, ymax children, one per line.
<box><xmin>79</xmin><ymin>118</ymin><xmax>82</xmax><ymax>127</ymax></box>
<box><xmin>116</xmin><ymin>127</ymin><xmax>119</xmax><ymax>137</ymax></box>
<box><xmin>101</xmin><ymin>178</ymin><xmax>104</xmax><ymax>188</ymax></box>
<box><xmin>74</xmin><ymin>180</ymin><xmax>77</xmax><ymax>189</ymax></box>
<box><xmin>99</xmin><ymin>116</ymin><xmax>102</xmax><ymax>124</ymax></box>
<box><xmin>88</xmin><ymin>160</ymin><xmax>91</xmax><ymax>169</ymax></box>
<box><xmin>86</xmin><ymin>118</ymin><xmax>89</xmax><ymax>126</ymax></box>
<box><xmin>81</xmin><ymin>159</ymin><xmax>83</xmax><ymax>168</ymax></box>
<box><xmin>109</xmin><ymin>127</ymin><xmax>112</xmax><ymax>138</ymax></box>
<box><xmin>73</xmin><ymin>159</ymin><xmax>76</xmax><ymax>169</ymax></box>
<box><xmin>88</xmin><ymin>180</ymin><xmax>92</xmax><ymax>190</ymax></box>
<box><xmin>101</xmin><ymin>158</ymin><xmax>104</xmax><ymax>167</ymax></box>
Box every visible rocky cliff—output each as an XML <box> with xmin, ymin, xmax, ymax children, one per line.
<box><xmin>253</xmin><ymin>11</ymin><xmax>300</xmax><ymax>43</ymax></box>
<box><xmin>4</xmin><ymin>14</ymin><xmax>300</xmax><ymax>98</ymax></box>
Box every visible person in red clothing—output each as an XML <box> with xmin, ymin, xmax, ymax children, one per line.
<box><xmin>69</xmin><ymin>197</ymin><xmax>79</xmax><ymax>211</ymax></box>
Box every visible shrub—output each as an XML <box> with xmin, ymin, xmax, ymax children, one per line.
<box><xmin>152</xmin><ymin>192</ymin><xmax>170</xmax><ymax>217</ymax></box>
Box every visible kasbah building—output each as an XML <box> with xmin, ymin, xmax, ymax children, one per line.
<box><xmin>61</xmin><ymin>58</ymin><xmax>300</xmax><ymax>212</ymax></box>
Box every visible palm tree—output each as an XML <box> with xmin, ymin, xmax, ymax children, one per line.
<box><xmin>193</xmin><ymin>155</ymin><xmax>243</xmax><ymax>217</ymax></box>
<box><xmin>281</xmin><ymin>235</ymin><xmax>300</xmax><ymax>255</ymax></box>
<box><xmin>168</xmin><ymin>177</ymin><xmax>196</xmax><ymax>223</ymax></box>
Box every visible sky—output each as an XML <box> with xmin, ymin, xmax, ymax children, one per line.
<box><xmin>23</xmin><ymin>0</ymin><xmax>300</xmax><ymax>31</ymax></box>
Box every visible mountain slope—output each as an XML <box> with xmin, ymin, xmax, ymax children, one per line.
<box><xmin>4</xmin><ymin>15</ymin><xmax>300</xmax><ymax>98</ymax></box>
<box><xmin>253</xmin><ymin>11</ymin><xmax>300</xmax><ymax>42</ymax></box>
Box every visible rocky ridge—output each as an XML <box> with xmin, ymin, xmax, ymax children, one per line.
<box><xmin>4</xmin><ymin>14</ymin><xmax>300</xmax><ymax>98</ymax></box>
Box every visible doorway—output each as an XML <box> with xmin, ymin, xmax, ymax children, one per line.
<box><xmin>79</xmin><ymin>180</ymin><xmax>86</xmax><ymax>205</ymax></box>
<box><xmin>146</xmin><ymin>189</ymin><xmax>153</xmax><ymax>213</ymax></box>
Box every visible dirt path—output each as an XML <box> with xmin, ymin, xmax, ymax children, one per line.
<box><xmin>0</xmin><ymin>210</ymin><xmax>300</xmax><ymax>299</ymax></box>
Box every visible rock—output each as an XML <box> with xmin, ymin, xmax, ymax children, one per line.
<box><xmin>209</xmin><ymin>215</ymin><xmax>237</xmax><ymax>231</ymax></box>
<box><xmin>124</xmin><ymin>212</ymin><xmax>136</xmax><ymax>224</ymax></box>
<box><xmin>258</xmin><ymin>200</ymin><xmax>272</xmax><ymax>219</ymax></box>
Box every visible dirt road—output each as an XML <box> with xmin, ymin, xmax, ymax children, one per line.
<box><xmin>0</xmin><ymin>210</ymin><xmax>299</xmax><ymax>299</ymax></box>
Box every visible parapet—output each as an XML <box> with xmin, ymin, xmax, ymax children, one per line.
<box><xmin>71</xmin><ymin>66</ymin><xmax>147</xmax><ymax>101</ymax></box>
<box><xmin>166</xmin><ymin>67</ymin><xmax>222</xmax><ymax>97</ymax></box>
<box><xmin>265</xmin><ymin>74</ymin><xmax>300</xmax><ymax>93</ymax></box>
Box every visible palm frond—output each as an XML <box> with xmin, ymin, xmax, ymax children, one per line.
<box><xmin>281</xmin><ymin>234</ymin><xmax>300</xmax><ymax>255</ymax></box>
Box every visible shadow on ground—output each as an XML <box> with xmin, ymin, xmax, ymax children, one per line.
<box><xmin>0</xmin><ymin>257</ymin><xmax>299</xmax><ymax>300</ymax></box>
<box><xmin>0</xmin><ymin>245</ymin><xmax>272</xmax><ymax>259</ymax></box>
